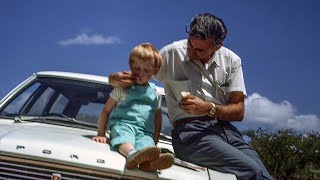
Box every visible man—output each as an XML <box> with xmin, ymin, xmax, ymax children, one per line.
<box><xmin>109</xmin><ymin>13</ymin><xmax>273</xmax><ymax>180</ymax></box>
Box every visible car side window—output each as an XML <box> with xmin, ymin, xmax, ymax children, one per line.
<box><xmin>27</xmin><ymin>87</ymin><xmax>55</xmax><ymax>116</ymax></box>
<box><xmin>0</xmin><ymin>82</ymin><xmax>40</xmax><ymax>116</ymax></box>
<box><xmin>49</xmin><ymin>94</ymin><xmax>69</xmax><ymax>115</ymax></box>
<box><xmin>76</xmin><ymin>102</ymin><xmax>104</xmax><ymax>124</ymax></box>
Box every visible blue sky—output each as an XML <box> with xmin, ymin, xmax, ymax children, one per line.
<box><xmin>1</xmin><ymin>0</ymin><xmax>319</xmax><ymax>132</ymax></box>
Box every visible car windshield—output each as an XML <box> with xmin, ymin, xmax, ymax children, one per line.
<box><xmin>0</xmin><ymin>76</ymin><xmax>173</xmax><ymax>137</ymax></box>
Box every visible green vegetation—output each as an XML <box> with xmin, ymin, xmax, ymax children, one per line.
<box><xmin>243</xmin><ymin>128</ymin><xmax>320</xmax><ymax>180</ymax></box>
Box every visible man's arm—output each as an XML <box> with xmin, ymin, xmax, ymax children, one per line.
<box><xmin>214</xmin><ymin>91</ymin><xmax>245</xmax><ymax>121</ymax></box>
<box><xmin>108</xmin><ymin>71</ymin><xmax>135</xmax><ymax>88</ymax></box>
<box><xmin>179</xmin><ymin>91</ymin><xmax>245</xmax><ymax>122</ymax></box>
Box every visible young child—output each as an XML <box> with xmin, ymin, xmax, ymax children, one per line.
<box><xmin>92</xmin><ymin>43</ymin><xmax>174</xmax><ymax>171</ymax></box>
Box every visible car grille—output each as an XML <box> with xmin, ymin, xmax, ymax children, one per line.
<box><xmin>0</xmin><ymin>155</ymin><xmax>140</xmax><ymax>180</ymax></box>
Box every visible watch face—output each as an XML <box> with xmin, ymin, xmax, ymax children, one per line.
<box><xmin>210</xmin><ymin>108</ymin><xmax>216</xmax><ymax>116</ymax></box>
<box><xmin>209</xmin><ymin>102</ymin><xmax>216</xmax><ymax>117</ymax></box>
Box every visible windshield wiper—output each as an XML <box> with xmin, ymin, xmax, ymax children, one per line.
<box><xmin>1</xmin><ymin>113</ymin><xmax>51</xmax><ymax>123</ymax></box>
<box><xmin>43</xmin><ymin>113</ymin><xmax>78</xmax><ymax>123</ymax></box>
<box><xmin>0</xmin><ymin>113</ymin><xmax>24</xmax><ymax>120</ymax></box>
<box><xmin>12</xmin><ymin>115</ymin><xmax>96</xmax><ymax>128</ymax></box>
<box><xmin>41</xmin><ymin>114</ymin><xmax>97</xmax><ymax>128</ymax></box>
<box><xmin>13</xmin><ymin>115</ymin><xmax>45</xmax><ymax>123</ymax></box>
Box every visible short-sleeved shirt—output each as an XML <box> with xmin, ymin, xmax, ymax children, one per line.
<box><xmin>154</xmin><ymin>39</ymin><xmax>246</xmax><ymax>124</ymax></box>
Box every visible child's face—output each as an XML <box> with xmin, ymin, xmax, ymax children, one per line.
<box><xmin>130</xmin><ymin>58</ymin><xmax>156</xmax><ymax>85</ymax></box>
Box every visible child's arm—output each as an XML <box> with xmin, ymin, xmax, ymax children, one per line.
<box><xmin>153</xmin><ymin>109</ymin><xmax>162</xmax><ymax>145</ymax></box>
<box><xmin>92</xmin><ymin>97</ymin><xmax>117</xmax><ymax>144</ymax></box>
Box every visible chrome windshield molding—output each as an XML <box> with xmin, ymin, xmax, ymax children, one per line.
<box><xmin>0</xmin><ymin>74</ymin><xmax>36</xmax><ymax>108</ymax></box>
<box><xmin>35</xmin><ymin>71</ymin><xmax>109</xmax><ymax>85</ymax></box>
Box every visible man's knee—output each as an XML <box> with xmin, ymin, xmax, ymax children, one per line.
<box><xmin>240</xmin><ymin>161</ymin><xmax>263</xmax><ymax>180</ymax></box>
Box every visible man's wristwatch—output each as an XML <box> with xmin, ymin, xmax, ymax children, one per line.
<box><xmin>208</xmin><ymin>102</ymin><xmax>216</xmax><ymax>117</ymax></box>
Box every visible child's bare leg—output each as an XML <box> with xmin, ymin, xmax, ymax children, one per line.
<box><xmin>118</xmin><ymin>143</ymin><xmax>136</xmax><ymax>157</ymax></box>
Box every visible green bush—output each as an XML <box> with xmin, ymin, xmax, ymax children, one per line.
<box><xmin>243</xmin><ymin>128</ymin><xmax>320</xmax><ymax>180</ymax></box>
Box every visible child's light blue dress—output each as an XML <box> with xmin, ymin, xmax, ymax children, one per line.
<box><xmin>108</xmin><ymin>83</ymin><xmax>159</xmax><ymax>151</ymax></box>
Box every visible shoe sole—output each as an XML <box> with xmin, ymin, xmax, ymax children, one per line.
<box><xmin>126</xmin><ymin>146</ymin><xmax>161</xmax><ymax>169</ymax></box>
<box><xmin>139</xmin><ymin>153</ymin><xmax>174</xmax><ymax>171</ymax></box>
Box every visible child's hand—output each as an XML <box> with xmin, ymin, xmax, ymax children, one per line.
<box><xmin>92</xmin><ymin>136</ymin><xmax>109</xmax><ymax>144</ymax></box>
<box><xmin>153</xmin><ymin>134</ymin><xmax>159</xmax><ymax>145</ymax></box>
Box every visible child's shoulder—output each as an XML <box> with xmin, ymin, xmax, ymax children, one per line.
<box><xmin>111</xmin><ymin>87</ymin><xmax>129</xmax><ymax>96</ymax></box>
<box><xmin>148</xmin><ymin>82</ymin><xmax>156</xmax><ymax>88</ymax></box>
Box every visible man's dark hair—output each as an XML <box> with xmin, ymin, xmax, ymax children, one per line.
<box><xmin>187</xmin><ymin>13</ymin><xmax>228</xmax><ymax>46</ymax></box>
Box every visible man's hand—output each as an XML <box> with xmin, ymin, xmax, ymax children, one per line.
<box><xmin>179</xmin><ymin>95</ymin><xmax>211</xmax><ymax>115</ymax></box>
<box><xmin>108</xmin><ymin>71</ymin><xmax>135</xmax><ymax>88</ymax></box>
<box><xmin>92</xmin><ymin>136</ymin><xmax>110</xmax><ymax>144</ymax></box>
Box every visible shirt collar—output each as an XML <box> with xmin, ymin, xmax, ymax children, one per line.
<box><xmin>186</xmin><ymin>55</ymin><xmax>219</xmax><ymax>68</ymax></box>
<box><xmin>184</xmin><ymin>40</ymin><xmax>221</xmax><ymax>68</ymax></box>
<box><xmin>208</xmin><ymin>50</ymin><xmax>220</xmax><ymax>67</ymax></box>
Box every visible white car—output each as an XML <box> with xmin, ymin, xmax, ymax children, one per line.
<box><xmin>0</xmin><ymin>71</ymin><xmax>236</xmax><ymax>180</ymax></box>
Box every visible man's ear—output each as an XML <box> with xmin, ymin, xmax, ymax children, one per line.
<box><xmin>213</xmin><ymin>44</ymin><xmax>222</xmax><ymax>51</ymax></box>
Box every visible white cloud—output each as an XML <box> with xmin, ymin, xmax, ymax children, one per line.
<box><xmin>241</xmin><ymin>93</ymin><xmax>320</xmax><ymax>132</ymax></box>
<box><xmin>58</xmin><ymin>33</ymin><xmax>122</xmax><ymax>46</ymax></box>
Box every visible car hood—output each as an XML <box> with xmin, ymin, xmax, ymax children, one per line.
<box><xmin>0</xmin><ymin>119</ymin><xmax>221</xmax><ymax>179</ymax></box>
<box><xmin>0</xmin><ymin>119</ymin><xmax>123</xmax><ymax>169</ymax></box>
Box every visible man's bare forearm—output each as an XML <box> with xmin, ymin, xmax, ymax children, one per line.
<box><xmin>214</xmin><ymin>102</ymin><xmax>244</xmax><ymax>122</ymax></box>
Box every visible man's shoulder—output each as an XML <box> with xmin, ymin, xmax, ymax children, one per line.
<box><xmin>217</xmin><ymin>46</ymin><xmax>240</xmax><ymax>60</ymax></box>
<box><xmin>160</xmin><ymin>39</ymin><xmax>187</xmax><ymax>53</ymax></box>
